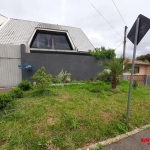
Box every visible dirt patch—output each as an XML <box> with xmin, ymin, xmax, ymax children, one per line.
<box><xmin>101</xmin><ymin>111</ymin><xmax>111</xmax><ymax>123</ymax></box>
<box><xmin>45</xmin><ymin>140</ymin><xmax>60</xmax><ymax>150</ymax></box>
<box><xmin>140</xmin><ymin>104</ymin><xmax>149</xmax><ymax>110</ymax></box>
<box><xmin>47</xmin><ymin>117</ymin><xmax>55</xmax><ymax>125</ymax></box>
<box><xmin>84</xmin><ymin>142</ymin><xmax>93</xmax><ymax>147</ymax></box>
<box><xmin>36</xmin><ymin>126</ymin><xmax>44</xmax><ymax>135</ymax></box>
<box><xmin>57</xmin><ymin>96</ymin><xmax>68</xmax><ymax>102</ymax></box>
<box><xmin>0</xmin><ymin>140</ymin><xmax>6</xmax><ymax>148</ymax></box>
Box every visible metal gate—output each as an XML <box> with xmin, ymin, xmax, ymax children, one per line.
<box><xmin>0</xmin><ymin>44</ymin><xmax>22</xmax><ymax>87</ymax></box>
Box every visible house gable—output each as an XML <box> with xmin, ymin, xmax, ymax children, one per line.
<box><xmin>0</xmin><ymin>18</ymin><xmax>94</xmax><ymax>52</ymax></box>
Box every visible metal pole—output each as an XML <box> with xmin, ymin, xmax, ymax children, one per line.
<box><xmin>126</xmin><ymin>18</ymin><xmax>140</xmax><ymax>123</ymax></box>
<box><xmin>25</xmin><ymin>69</ymin><xmax>28</xmax><ymax>81</ymax></box>
<box><xmin>123</xmin><ymin>26</ymin><xmax>128</xmax><ymax>60</ymax></box>
<box><xmin>121</xmin><ymin>26</ymin><xmax>128</xmax><ymax>80</ymax></box>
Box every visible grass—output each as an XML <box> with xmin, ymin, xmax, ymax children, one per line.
<box><xmin>0</xmin><ymin>81</ymin><xmax>150</xmax><ymax>150</ymax></box>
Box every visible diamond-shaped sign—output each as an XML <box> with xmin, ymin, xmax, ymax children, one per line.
<box><xmin>127</xmin><ymin>14</ymin><xmax>150</xmax><ymax>45</ymax></box>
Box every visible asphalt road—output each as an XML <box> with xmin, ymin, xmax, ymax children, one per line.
<box><xmin>101</xmin><ymin>128</ymin><xmax>150</xmax><ymax>150</ymax></box>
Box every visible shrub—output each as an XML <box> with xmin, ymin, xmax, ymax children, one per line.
<box><xmin>54</xmin><ymin>69</ymin><xmax>71</xmax><ymax>83</ymax></box>
<box><xmin>96</xmin><ymin>69</ymin><xmax>112</xmax><ymax>83</ymax></box>
<box><xmin>89</xmin><ymin>47</ymin><xmax>116</xmax><ymax>59</ymax></box>
<box><xmin>18</xmin><ymin>80</ymin><xmax>32</xmax><ymax>91</ymax></box>
<box><xmin>0</xmin><ymin>93</ymin><xmax>12</xmax><ymax>109</ymax></box>
<box><xmin>53</xmin><ymin>77</ymin><xmax>62</xmax><ymax>83</ymax></box>
<box><xmin>56</xmin><ymin>69</ymin><xmax>68</xmax><ymax>81</ymax></box>
<box><xmin>64</xmin><ymin>73</ymin><xmax>71</xmax><ymax>83</ymax></box>
<box><xmin>32</xmin><ymin>66</ymin><xmax>52</xmax><ymax>91</ymax></box>
<box><xmin>9</xmin><ymin>88</ymin><xmax>23</xmax><ymax>98</ymax></box>
<box><xmin>132</xmin><ymin>80</ymin><xmax>138</xmax><ymax>89</ymax></box>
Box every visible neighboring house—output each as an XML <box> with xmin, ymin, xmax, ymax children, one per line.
<box><xmin>0</xmin><ymin>14</ymin><xmax>103</xmax><ymax>87</ymax></box>
<box><xmin>123</xmin><ymin>60</ymin><xmax>150</xmax><ymax>85</ymax></box>
<box><xmin>124</xmin><ymin>60</ymin><xmax>150</xmax><ymax>75</ymax></box>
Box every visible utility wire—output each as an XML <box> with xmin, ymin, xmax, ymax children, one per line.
<box><xmin>115</xmin><ymin>42</ymin><xmax>123</xmax><ymax>50</ymax></box>
<box><xmin>87</xmin><ymin>0</ymin><xmax>123</xmax><ymax>39</ymax></box>
<box><xmin>111</xmin><ymin>0</ymin><xmax>126</xmax><ymax>26</ymax></box>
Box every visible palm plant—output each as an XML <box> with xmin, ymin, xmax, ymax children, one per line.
<box><xmin>101</xmin><ymin>57</ymin><xmax>131</xmax><ymax>89</ymax></box>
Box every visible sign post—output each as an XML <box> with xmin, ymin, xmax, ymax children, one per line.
<box><xmin>126</xmin><ymin>18</ymin><xmax>140</xmax><ymax>123</ymax></box>
<box><xmin>126</xmin><ymin>14</ymin><xmax>150</xmax><ymax>123</ymax></box>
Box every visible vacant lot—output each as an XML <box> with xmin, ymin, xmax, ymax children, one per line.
<box><xmin>0</xmin><ymin>81</ymin><xmax>150</xmax><ymax>150</ymax></box>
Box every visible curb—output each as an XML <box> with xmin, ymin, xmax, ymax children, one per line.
<box><xmin>77</xmin><ymin>124</ymin><xmax>150</xmax><ymax>150</ymax></box>
<box><xmin>51</xmin><ymin>83</ymin><xmax>85</xmax><ymax>86</ymax></box>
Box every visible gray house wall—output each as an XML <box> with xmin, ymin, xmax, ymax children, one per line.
<box><xmin>21</xmin><ymin>45</ymin><xmax>104</xmax><ymax>81</ymax></box>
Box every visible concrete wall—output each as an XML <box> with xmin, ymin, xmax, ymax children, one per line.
<box><xmin>21</xmin><ymin>45</ymin><xmax>104</xmax><ymax>81</ymax></box>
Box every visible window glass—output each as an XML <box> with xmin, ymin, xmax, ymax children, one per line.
<box><xmin>31</xmin><ymin>33</ymin><xmax>52</xmax><ymax>49</ymax></box>
<box><xmin>31</xmin><ymin>31</ymin><xmax>72</xmax><ymax>50</ymax></box>
<box><xmin>54</xmin><ymin>34</ymin><xmax>71</xmax><ymax>50</ymax></box>
<box><xmin>134</xmin><ymin>67</ymin><xmax>140</xmax><ymax>74</ymax></box>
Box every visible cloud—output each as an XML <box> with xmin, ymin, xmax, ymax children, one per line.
<box><xmin>0</xmin><ymin>0</ymin><xmax>150</xmax><ymax>58</ymax></box>
<box><xmin>146</xmin><ymin>46</ymin><xmax>150</xmax><ymax>49</ymax></box>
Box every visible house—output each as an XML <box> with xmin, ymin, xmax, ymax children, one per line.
<box><xmin>123</xmin><ymin>60</ymin><xmax>150</xmax><ymax>85</ymax></box>
<box><xmin>0</xmin><ymin>14</ymin><xmax>103</xmax><ymax>87</ymax></box>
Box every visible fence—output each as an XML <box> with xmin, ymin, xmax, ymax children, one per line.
<box><xmin>123</xmin><ymin>74</ymin><xmax>150</xmax><ymax>86</ymax></box>
<box><xmin>127</xmin><ymin>75</ymin><xmax>146</xmax><ymax>85</ymax></box>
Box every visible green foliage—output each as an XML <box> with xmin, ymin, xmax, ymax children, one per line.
<box><xmin>1</xmin><ymin>82</ymin><xmax>150</xmax><ymax>149</ymax></box>
<box><xmin>90</xmin><ymin>88</ymin><xmax>101</xmax><ymax>93</ymax></box>
<box><xmin>64</xmin><ymin>73</ymin><xmax>71</xmax><ymax>83</ymax></box>
<box><xmin>62</xmin><ymin>113</ymin><xmax>80</xmax><ymax>130</ymax></box>
<box><xmin>52</xmin><ymin>77</ymin><xmax>62</xmax><ymax>83</ymax></box>
<box><xmin>101</xmin><ymin>57</ymin><xmax>131</xmax><ymax>89</ymax></box>
<box><xmin>136</xmin><ymin>54</ymin><xmax>150</xmax><ymax>63</ymax></box>
<box><xmin>69</xmin><ymin>117</ymin><xmax>80</xmax><ymax>129</ymax></box>
<box><xmin>0</xmin><ymin>93</ymin><xmax>12</xmax><ymax>109</ymax></box>
<box><xmin>132</xmin><ymin>80</ymin><xmax>138</xmax><ymax>89</ymax></box>
<box><xmin>52</xmin><ymin>134</ymin><xmax>65</xmax><ymax>148</ymax></box>
<box><xmin>96</xmin><ymin>69</ymin><xmax>112</xmax><ymax>83</ymax></box>
<box><xmin>32</xmin><ymin>66</ymin><xmax>52</xmax><ymax>91</ymax></box>
<box><xmin>116</xmin><ymin>123</ymin><xmax>127</xmax><ymax>133</ymax></box>
<box><xmin>101</xmin><ymin>57</ymin><xmax>131</xmax><ymax>75</ymax></box>
<box><xmin>89</xmin><ymin>46</ymin><xmax>116</xmax><ymax>59</ymax></box>
<box><xmin>9</xmin><ymin>88</ymin><xmax>23</xmax><ymax>99</ymax></box>
<box><xmin>56</xmin><ymin>69</ymin><xmax>67</xmax><ymax>81</ymax></box>
<box><xmin>54</xmin><ymin>69</ymin><xmax>71</xmax><ymax>83</ymax></box>
<box><xmin>18</xmin><ymin>80</ymin><xmax>32</xmax><ymax>91</ymax></box>
<box><xmin>98</xmin><ymin>144</ymin><xmax>103</xmax><ymax>149</ymax></box>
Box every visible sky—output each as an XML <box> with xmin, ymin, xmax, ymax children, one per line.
<box><xmin>0</xmin><ymin>0</ymin><xmax>150</xmax><ymax>58</ymax></box>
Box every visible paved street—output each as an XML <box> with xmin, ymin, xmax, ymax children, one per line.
<box><xmin>102</xmin><ymin>128</ymin><xmax>150</xmax><ymax>150</ymax></box>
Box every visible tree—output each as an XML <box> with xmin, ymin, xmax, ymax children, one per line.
<box><xmin>32</xmin><ymin>66</ymin><xmax>52</xmax><ymax>91</ymax></box>
<box><xmin>136</xmin><ymin>54</ymin><xmax>150</xmax><ymax>63</ymax></box>
<box><xmin>101</xmin><ymin>57</ymin><xmax>131</xmax><ymax>89</ymax></box>
<box><xmin>89</xmin><ymin>46</ymin><xmax>116</xmax><ymax>59</ymax></box>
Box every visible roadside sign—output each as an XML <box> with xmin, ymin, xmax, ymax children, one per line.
<box><xmin>127</xmin><ymin>14</ymin><xmax>150</xmax><ymax>45</ymax></box>
<box><xmin>126</xmin><ymin>14</ymin><xmax>150</xmax><ymax>123</ymax></box>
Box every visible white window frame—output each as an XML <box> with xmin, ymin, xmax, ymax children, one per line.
<box><xmin>26</xmin><ymin>28</ymin><xmax>76</xmax><ymax>53</ymax></box>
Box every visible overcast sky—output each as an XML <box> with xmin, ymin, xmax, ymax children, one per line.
<box><xmin>0</xmin><ymin>0</ymin><xmax>150</xmax><ymax>58</ymax></box>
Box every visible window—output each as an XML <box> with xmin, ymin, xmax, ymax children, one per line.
<box><xmin>32</xmin><ymin>33</ymin><xmax>52</xmax><ymax>49</ymax></box>
<box><xmin>30</xmin><ymin>30</ymin><xmax>73</xmax><ymax>50</ymax></box>
<box><xmin>134</xmin><ymin>67</ymin><xmax>140</xmax><ymax>74</ymax></box>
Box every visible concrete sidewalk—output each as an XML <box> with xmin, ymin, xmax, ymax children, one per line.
<box><xmin>101</xmin><ymin>128</ymin><xmax>150</xmax><ymax>150</ymax></box>
<box><xmin>0</xmin><ymin>87</ymin><xmax>14</xmax><ymax>93</ymax></box>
